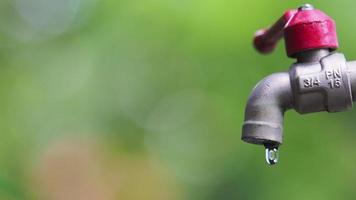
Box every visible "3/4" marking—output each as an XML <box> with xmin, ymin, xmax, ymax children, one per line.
<box><xmin>303</xmin><ymin>77</ymin><xmax>321</xmax><ymax>88</ymax></box>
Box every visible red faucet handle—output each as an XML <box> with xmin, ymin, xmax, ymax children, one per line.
<box><xmin>253</xmin><ymin>29</ymin><xmax>280</xmax><ymax>54</ymax></box>
<box><xmin>253</xmin><ymin>4</ymin><xmax>339</xmax><ymax>57</ymax></box>
<box><xmin>253</xmin><ymin>9</ymin><xmax>297</xmax><ymax>54</ymax></box>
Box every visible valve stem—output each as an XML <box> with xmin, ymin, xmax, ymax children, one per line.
<box><xmin>298</xmin><ymin>4</ymin><xmax>314</xmax><ymax>11</ymax></box>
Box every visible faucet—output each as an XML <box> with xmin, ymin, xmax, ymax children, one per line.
<box><xmin>241</xmin><ymin>4</ymin><xmax>356</xmax><ymax>165</ymax></box>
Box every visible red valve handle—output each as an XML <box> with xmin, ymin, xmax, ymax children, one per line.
<box><xmin>253</xmin><ymin>5</ymin><xmax>338</xmax><ymax>57</ymax></box>
<box><xmin>253</xmin><ymin>10</ymin><xmax>297</xmax><ymax>54</ymax></box>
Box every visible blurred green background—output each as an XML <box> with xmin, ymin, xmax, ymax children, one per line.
<box><xmin>0</xmin><ymin>0</ymin><xmax>355</xmax><ymax>199</ymax></box>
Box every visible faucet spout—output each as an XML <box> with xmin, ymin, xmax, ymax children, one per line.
<box><xmin>241</xmin><ymin>72</ymin><xmax>293</xmax><ymax>147</ymax></box>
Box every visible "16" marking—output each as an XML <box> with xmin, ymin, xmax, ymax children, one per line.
<box><xmin>328</xmin><ymin>78</ymin><xmax>341</xmax><ymax>89</ymax></box>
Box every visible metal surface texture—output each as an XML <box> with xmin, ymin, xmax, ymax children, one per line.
<box><xmin>242</xmin><ymin>4</ymin><xmax>356</xmax><ymax>165</ymax></box>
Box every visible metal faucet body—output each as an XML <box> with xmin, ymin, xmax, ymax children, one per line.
<box><xmin>242</xmin><ymin>49</ymin><xmax>356</xmax><ymax>148</ymax></box>
<box><xmin>241</xmin><ymin>5</ymin><xmax>356</xmax><ymax>164</ymax></box>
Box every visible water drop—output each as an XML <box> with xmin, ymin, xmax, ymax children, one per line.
<box><xmin>265</xmin><ymin>147</ymin><xmax>279</xmax><ymax>165</ymax></box>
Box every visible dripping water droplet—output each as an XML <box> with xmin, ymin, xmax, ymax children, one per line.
<box><xmin>265</xmin><ymin>147</ymin><xmax>279</xmax><ymax>165</ymax></box>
